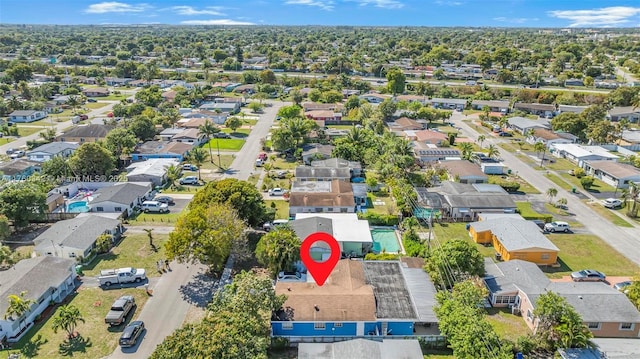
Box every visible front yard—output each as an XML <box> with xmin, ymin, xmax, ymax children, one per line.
<box><xmin>5</xmin><ymin>288</ymin><xmax>149</xmax><ymax>359</ymax></box>
<box><xmin>265</xmin><ymin>200</ymin><xmax>289</xmax><ymax>220</ymax></box>
<box><xmin>365</xmin><ymin>192</ymin><xmax>397</xmax><ymax>215</ymax></box>
<box><xmin>585</xmin><ymin>201</ymin><xmax>633</xmax><ymax>227</ymax></box>
<box><xmin>204</xmin><ymin>138</ymin><xmax>245</xmax><ymax>151</ymax></box>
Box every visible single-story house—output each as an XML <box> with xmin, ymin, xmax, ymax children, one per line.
<box><xmin>305</xmin><ymin>110</ymin><xmax>342</xmax><ymax>124</ymax></box>
<box><xmin>413</xmin><ymin>130</ymin><xmax>448</xmax><ymax>145</ymax></box>
<box><xmin>481</xmin><ymin>162</ymin><xmax>508</xmax><ymax>175</ymax></box>
<box><xmin>90</xmin><ymin>182</ymin><xmax>153</xmax><ymax>216</ymax></box>
<box><xmin>484</xmin><ymin>259</ymin><xmax>640</xmax><ymax>338</ymax></box>
<box><xmin>302</xmin><ymin>102</ymin><xmax>345</xmax><ymax>113</ymax></box>
<box><xmin>161</xmin><ymin>90</ymin><xmax>177</xmax><ymax>102</ymax></box>
<box><xmin>289</xmin><ymin>180</ymin><xmax>356</xmax><ymax>217</ymax></box>
<box><xmin>0</xmin><ymin>159</ymin><xmax>42</xmax><ymax>181</ymax></box>
<box><xmin>81</xmin><ymin>87</ymin><xmax>109</xmax><ymax>97</ymax></box>
<box><xmin>359</xmin><ymin>93</ymin><xmax>391</xmax><ymax>104</ymax></box>
<box><xmin>33</xmin><ymin>215</ymin><xmax>123</xmax><ymax>259</ymax></box>
<box><xmin>469</xmin><ymin>218</ymin><xmax>559</xmax><ymax>265</ymax></box>
<box><xmin>198</xmin><ymin>102</ymin><xmax>240</xmax><ymax>114</ymax></box>
<box><xmin>104</xmin><ymin>77</ymin><xmax>132</xmax><ymax>86</ymax></box>
<box><xmin>50</xmin><ymin>95</ymin><xmax>71</xmax><ymax>106</ymax></box>
<box><xmin>436</xmin><ymin>181</ymin><xmax>517</xmax><ymax>221</ymax></box>
<box><xmin>526</xmin><ymin>128</ymin><xmax>574</xmax><ymax>148</ymax></box>
<box><xmin>508</xmin><ymin>116</ymin><xmax>551</xmax><ymax>135</ymax></box>
<box><xmin>470</xmin><ymin>100</ymin><xmax>510</xmax><ymax>113</ymax></box>
<box><xmin>159</xmin><ymin>128</ymin><xmax>184</xmax><ymax>142</ymax></box>
<box><xmin>301</xmin><ymin>144</ymin><xmax>335</xmax><ymax>165</ymax></box>
<box><xmin>429</xmin><ymin>98</ymin><xmax>467</xmax><ymax>111</ymax></box>
<box><xmin>291</xmin><ymin>213</ymin><xmax>371</xmax><ymax>257</ymax></box>
<box><xmin>607</xmin><ymin>106</ymin><xmax>640</xmax><ymax>123</ymax></box>
<box><xmin>0</xmin><ymin>256</ymin><xmax>76</xmax><ymax>343</ymax></box>
<box><xmin>126</xmin><ymin>159</ymin><xmax>180</xmax><ymax>186</ymax></box>
<box><xmin>565</xmin><ymin>78</ymin><xmax>584</xmax><ymax>87</ymax></box>
<box><xmin>171</xmin><ymin>128</ymin><xmax>206</xmax><ymax>146</ymax></box>
<box><xmin>396</xmin><ymin>94</ymin><xmax>428</xmax><ymax>105</ymax></box>
<box><xmin>438</xmin><ymin>160</ymin><xmax>488</xmax><ymax>184</ymax></box>
<box><xmin>295</xmin><ymin>166</ymin><xmax>351</xmax><ymax>182</ymax></box>
<box><xmin>9</xmin><ymin>110</ymin><xmax>47</xmax><ymax>123</ymax></box>
<box><xmin>298</xmin><ymin>339</ymin><xmax>423</xmax><ymax>359</ymax></box>
<box><xmin>550</xmin><ymin>144</ymin><xmax>619</xmax><ymax>166</ymax></box>
<box><xmin>413</xmin><ymin>142</ymin><xmax>461</xmax><ymax>163</ymax></box>
<box><xmin>311</xmin><ymin>157</ymin><xmax>362</xmax><ymax>177</ymax></box>
<box><xmin>272</xmin><ymin>258</ymin><xmax>440</xmax><ymax>341</ymax></box>
<box><xmin>57</xmin><ymin>124</ymin><xmax>114</xmax><ymax>143</ymax></box>
<box><xmin>513</xmin><ymin>103</ymin><xmax>556</xmax><ymax>117</ymax></box>
<box><xmin>389</xmin><ymin>117</ymin><xmax>425</xmax><ymax>131</ymax></box>
<box><xmin>583</xmin><ymin>160</ymin><xmax>640</xmax><ymax>189</ymax></box>
<box><xmin>132</xmin><ymin>141</ymin><xmax>193</xmax><ymax>162</ymax></box>
<box><xmin>232</xmin><ymin>84</ymin><xmax>255</xmax><ymax>94</ymax></box>
<box><xmin>557</xmin><ymin>105</ymin><xmax>588</xmax><ymax>115</ymax></box>
<box><xmin>26</xmin><ymin>142</ymin><xmax>78</xmax><ymax>162</ymax></box>
<box><xmin>621</xmin><ymin>130</ymin><xmax>640</xmax><ymax>145</ymax></box>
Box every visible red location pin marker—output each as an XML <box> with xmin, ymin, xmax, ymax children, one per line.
<box><xmin>300</xmin><ymin>232</ymin><xmax>341</xmax><ymax>286</ymax></box>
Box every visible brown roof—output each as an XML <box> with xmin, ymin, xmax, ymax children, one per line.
<box><xmin>587</xmin><ymin>160</ymin><xmax>640</xmax><ymax>179</ymax></box>
<box><xmin>289</xmin><ymin>180</ymin><xmax>355</xmax><ymax>207</ymax></box>
<box><xmin>135</xmin><ymin>141</ymin><xmax>193</xmax><ymax>155</ymax></box>
<box><xmin>275</xmin><ymin>260</ymin><xmax>376</xmax><ymax>321</ymax></box>
<box><xmin>415</xmin><ymin>130</ymin><xmax>448</xmax><ymax>142</ymax></box>
<box><xmin>82</xmin><ymin>87</ymin><xmax>109</xmax><ymax>94</ymax></box>
<box><xmin>514</xmin><ymin>102</ymin><xmax>555</xmax><ymax>111</ymax></box>
<box><xmin>400</xmin><ymin>257</ymin><xmax>425</xmax><ymax>269</ymax></box>
<box><xmin>305</xmin><ymin>110</ymin><xmax>338</xmax><ymax>118</ymax></box>
<box><xmin>533</xmin><ymin>128</ymin><xmax>560</xmax><ymax>140</ymax></box>
<box><xmin>173</xmin><ymin>128</ymin><xmax>201</xmax><ymax>139</ymax></box>
<box><xmin>395</xmin><ymin>117</ymin><xmax>423</xmax><ymax>129</ymax></box>
<box><xmin>161</xmin><ymin>90</ymin><xmax>177</xmax><ymax>100</ymax></box>
<box><xmin>439</xmin><ymin>160</ymin><xmax>486</xmax><ymax>178</ymax></box>
<box><xmin>396</xmin><ymin>94</ymin><xmax>426</xmax><ymax>102</ymax></box>
<box><xmin>178</xmin><ymin>118</ymin><xmax>213</xmax><ymax>129</ymax></box>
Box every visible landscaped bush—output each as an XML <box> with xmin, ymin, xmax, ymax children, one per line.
<box><xmin>403</xmin><ymin>230</ymin><xmax>427</xmax><ymax>257</ymax></box>
<box><xmin>573</xmin><ymin>168</ymin><xmax>586</xmax><ymax>178</ymax></box>
<box><xmin>364</xmin><ymin>252</ymin><xmax>400</xmax><ymax>260</ymax></box>
<box><xmin>580</xmin><ymin>176</ymin><xmax>594</xmax><ymax>190</ymax></box>
<box><xmin>488</xmin><ymin>177</ymin><xmax>521</xmax><ymax>192</ymax></box>
<box><xmin>516</xmin><ymin>202</ymin><xmax>553</xmax><ymax>223</ymax></box>
<box><xmin>358</xmin><ymin>212</ymin><xmax>399</xmax><ymax>226</ymax></box>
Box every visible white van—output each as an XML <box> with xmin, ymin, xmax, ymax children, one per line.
<box><xmin>256</xmin><ymin>159</ymin><xmax>264</xmax><ymax>167</ymax></box>
<box><xmin>141</xmin><ymin>201</ymin><xmax>169</xmax><ymax>213</ymax></box>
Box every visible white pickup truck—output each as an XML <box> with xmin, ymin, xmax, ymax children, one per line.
<box><xmin>98</xmin><ymin>267</ymin><xmax>146</xmax><ymax>287</ymax></box>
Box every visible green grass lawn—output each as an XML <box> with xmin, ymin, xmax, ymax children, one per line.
<box><xmin>516</xmin><ymin>202</ymin><xmax>552</xmax><ymax>222</ymax></box>
<box><xmin>559</xmin><ymin>173</ymin><xmax>617</xmax><ymax>193</ymax></box>
<box><xmin>247</xmin><ymin>173</ymin><xmax>260</xmax><ymax>186</ymax></box>
<box><xmin>128</xmin><ymin>211</ymin><xmax>183</xmax><ymax>226</ymax></box>
<box><xmin>6</xmin><ymin>288</ymin><xmax>149</xmax><ymax>359</ymax></box>
<box><xmin>204</xmin><ymin>138</ymin><xmax>245</xmax><ymax>151</ymax></box>
<box><xmin>544</xmin><ymin>203</ymin><xmax>571</xmax><ymax>216</ymax></box>
<box><xmin>366</xmin><ymin>192</ymin><xmax>397</xmax><ymax>215</ymax></box>
<box><xmin>430</xmin><ymin>222</ymin><xmax>495</xmax><ymax>258</ymax></box>
<box><xmin>544</xmin><ymin>233</ymin><xmax>640</xmax><ymax>278</ymax></box>
<box><xmin>17</xmin><ymin>127</ymin><xmax>46</xmax><ymax>137</ymax></box>
<box><xmin>0</xmin><ymin>137</ymin><xmax>14</xmax><ymax>145</ymax></box>
<box><xmin>545</xmin><ymin>173</ymin><xmax>574</xmax><ymax>191</ymax></box>
<box><xmin>271</xmin><ymin>157</ymin><xmax>300</xmax><ymax>170</ymax></box>
<box><xmin>243</xmin><ymin>119</ymin><xmax>258</xmax><ymax>126</ymax></box>
<box><xmin>485</xmin><ymin>308</ymin><xmax>531</xmax><ymax>342</ymax></box>
<box><xmin>198</xmin><ymin>155</ymin><xmax>235</xmax><ymax>172</ymax></box>
<box><xmin>101</xmin><ymin>94</ymin><xmax>128</xmax><ymax>101</ymax></box>
<box><xmin>327</xmin><ymin>124</ymin><xmax>357</xmax><ymax>130</ymax></box>
<box><xmin>84</xmin><ymin>102</ymin><xmax>108</xmax><ymax>110</ymax></box>
<box><xmin>221</xmin><ymin>128</ymin><xmax>250</xmax><ymax>136</ymax></box>
<box><xmin>265</xmin><ymin>200</ymin><xmax>290</xmax><ymax>220</ymax></box>
<box><xmin>82</xmin><ymin>233</ymin><xmax>169</xmax><ymax>278</ymax></box>
<box><xmin>585</xmin><ymin>201</ymin><xmax>633</xmax><ymax>227</ymax></box>
<box><xmin>544</xmin><ymin>158</ymin><xmax>576</xmax><ymax>171</ymax></box>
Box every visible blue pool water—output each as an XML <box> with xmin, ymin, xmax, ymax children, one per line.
<box><xmin>67</xmin><ymin>201</ymin><xmax>90</xmax><ymax>213</ymax></box>
<box><xmin>370</xmin><ymin>228</ymin><xmax>401</xmax><ymax>253</ymax></box>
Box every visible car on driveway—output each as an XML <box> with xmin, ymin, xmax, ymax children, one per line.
<box><xmin>179</xmin><ymin>176</ymin><xmax>199</xmax><ymax>185</ymax></box>
<box><xmin>276</xmin><ymin>170</ymin><xmax>287</xmax><ymax>179</ymax></box>
<box><xmin>613</xmin><ymin>280</ymin><xmax>632</xmax><ymax>292</ymax></box>
<box><xmin>119</xmin><ymin>320</ymin><xmax>145</xmax><ymax>348</ymax></box>
<box><xmin>602</xmin><ymin>198</ymin><xmax>623</xmax><ymax>209</ymax></box>
<box><xmin>571</xmin><ymin>269</ymin><xmax>606</xmax><ymax>282</ymax></box>
<box><xmin>544</xmin><ymin>221</ymin><xmax>570</xmax><ymax>233</ymax></box>
<box><xmin>498</xmin><ymin>131</ymin><xmax>512</xmax><ymax>137</ymax></box>
<box><xmin>154</xmin><ymin>196</ymin><xmax>175</xmax><ymax>205</ymax></box>
<box><xmin>268</xmin><ymin>188</ymin><xmax>285</xmax><ymax>196</ymax></box>
<box><xmin>277</xmin><ymin>271</ymin><xmax>306</xmax><ymax>282</ymax></box>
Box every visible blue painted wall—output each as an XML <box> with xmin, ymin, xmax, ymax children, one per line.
<box><xmin>272</xmin><ymin>321</ymin><xmax>413</xmax><ymax>337</ymax></box>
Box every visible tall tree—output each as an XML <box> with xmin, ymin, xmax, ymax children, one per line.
<box><xmin>224</xmin><ymin>116</ymin><xmax>243</xmax><ymax>132</ymax></box>
<box><xmin>255</xmin><ymin>226</ymin><xmax>301</xmax><ymax>275</ymax></box>
<box><xmin>534</xmin><ymin>291</ymin><xmax>593</xmax><ymax>351</ymax></box>
<box><xmin>546</xmin><ymin>188</ymin><xmax>558</xmax><ymax>203</ymax></box>
<box><xmin>199</xmin><ymin>122</ymin><xmax>221</xmax><ymax>163</ymax></box>
<box><xmin>0</xmin><ymin>215</ymin><xmax>10</xmax><ymax>243</ymax></box>
<box><xmin>486</xmin><ymin>144</ymin><xmax>500</xmax><ymax>159</ymax></box>
<box><xmin>128</xmin><ymin>116</ymin><xmax>157</xmax><ymax>141</ymax></box>
<box><xmin>424</xmin><ymin>240</ymin><xmax>484</xmax><ymax>289</ymax></box>
<box><xmin>68</xmin><ymin>142</ymin><xmax>115</xmax><ymax>177</ymax></box>
<box><xmin>164</xmin><ymin>164</ymin><xmax>182</xmax><ymax>189</ymax></box>
<box><xmin>0</xmin><ymin>182</ymin><xmax>47</xmax><ymax>228</ymax></box>
<box><xmin>476</xmin><ymin>134</ymin><xmax>486</xmax><ymax>148</ymax></box>
<box><xmin>104</xmin><ymin>127</ymin><xmax>137</xmax><ymax>162</ymax></box>
<box><xmin>41</xmin><ymin>155</ymin><xmax>71</xmax><ymax>181</ymax></box>
<box><xmin>276</xmin><ymin>105</ymin><xmax>301</xmax><ymax>120</ymax></box>
<box><xmin>186</xmin><ymin>147</ymin><xmax>208</xmax><ymax>180</ymax></box>
<box><xmin>51</xmin><ymin>304</ymin><xmax>85</xmax><ymax>339</ymax></box>
<box><xmin>377</xmin><ymin>98</ymin><xmax>398</xmax><ymax>121</ymax></box>
<box><xmin>534</xmin><ymin>142</ymin><xmax>547</xmax><ymax>167</ymax></box>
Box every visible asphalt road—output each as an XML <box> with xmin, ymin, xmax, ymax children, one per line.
<box><xmin>451</xmin><ymin>112</ymin><xmax>640</xmax><ymax>266</ymax></box>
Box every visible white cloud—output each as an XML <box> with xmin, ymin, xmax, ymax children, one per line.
<box><xmin>352</xmin><ymin>0</ymin><xmax>404</xmax><ymax>9</ymax></box>
<box><xmin>493</xmin><ymin>16</ymin><xmax>538</xmax><ymax>24</ymax></box>
<box><xmin>284</xmin><ymin>0</ymin><xmax>335</xmax><ymax>11</ymax></box>
<box><xmin>548</xmin><ymin>6</ymin><xmax>640</xmax><ymax>27</ymax></box>
<box><xmin>169</xmin><ymin>6</ymin><xmax>226</xmax><ymax>16</ymax></box>
<box><xmin>434</xmin><ymin>0</ymin><xmax>463</xmax><ymax>6</ymax></box>
<box><xmin>181</xmin><ymin>19</ymin><xmax>255</xmax><ymax>25</ymax></box>
<box><xmin>85</xmin><ymin>2</ymin><xmax>151</xmax><ymax>14</ymax></box>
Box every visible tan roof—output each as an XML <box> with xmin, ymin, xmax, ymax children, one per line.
<box><xmin>400</xmin><ymin>257</ymin><xmax>425</xmax><ymax>269</ymax></box>
<box><xmin>533</xmin><ymin>128</ymin><xmax>560</xmax><ymax>140</ymax></box>
<box><xmin>305</xmin><ymin>110</ymin><xmax>338</xmax><ymax>118</ymax></box>
<box><xmin>173</xmin><ymin>128</ymin><xmax>201</xmax><ymax>139</ymax></box>
<box><xmin>275</xmin><ymin>260</ymin><xmax>376</xmax><ymax>321</ymax></box>
<box><xmin>302</xmin><ymin>102</ymin><xmax>344</xmax><ymax>112</ymax></box>
<box><xmin>396</xmin><ymin>94</ymin><xmax>426</xmax><ymax>102</ymax></box>
<box><xmin>395</xmin><ymin>117</ymin><xmax>422</xmax><ymax>129</ymax></box>
<box><xmin>415</xmin><ymin>130</ymin><xmax>447</xmax><ymax>142</ymax></box>
<box><xmin>439</xmin><ymin>160</ymin><xmax>486</xmax><ymax>178</ymax></box>
<box><xmin>289</xmin><ymin>180</ymin><xmax>354</xmax><ymax>207</ymax></box>
<box><xmin>587</xmin><ymin>160</ymin><xmax>640</xmax><ymax>179</ymax></box>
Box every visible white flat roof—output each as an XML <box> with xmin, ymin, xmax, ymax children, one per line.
<box><xmin>551</xmin><ymin>144</ymin><xmax>618</xmax><ymax>159</ymax></box>
<box><xmin>295</xmin><ymin>213</ymin><xmax>373</xmax><ymax>243</ymax></box>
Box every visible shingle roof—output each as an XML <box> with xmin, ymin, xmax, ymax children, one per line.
<box><xmin>33</xmin><ymin>215</ymin><xmax>120</xmax><ymax>251</ymax></box>
<box><xmin>608</xmin><ymin>106</ymin><xmax>640</xmax><ymax>116</ymax></box>
<box><xmin>513</xmin><ymin>102</ymin><xmax>555</xmax><ymax>111</ymax></box>
<box><xmin>134</xmin><ymin>141</ymin><xmax>193</xmax><ymax>155</ymax></box>
<box><xmin>302</xmin><ymin>144</ymin><xmax>334</xmax><ymax>157</ymax></box>
<box><xmin>0</xmin><ymin>159</ymin><xmax>41</xmax><ymax>175</ymax></box>
<box><xmin>585</xmin><ymin>160</ymin><xmax>640</xmax><ymax>179</ymax></box>
<box><xmin>439</xmin><ymin>160</ymin><xmax>487</xmax><ymax>178</ymax></box>
<box><xmin>414</xmin><ymin>130</ymin><xmax>448</xmax><ymax>142</ymax></box>
<box><xmin>0</xmin><ymin>256</ymin><xmax>75</xmax><ymax>316</ymax></box>
<box><xmin>470</xmin><ymin>218</ymin><xmax>559</xmax><ymax>252</ymax></box>
<box><xmin>430</xmin><ymin>98</ymin><xmax>467</xmax><ymax>105</ymax></box>
<box><xmin>91</xmin><ymin>183</ymin><xmax>151</xmax><ymax>205</ymax></box>
<box><xmin>508</xmin><ymin>116</ymin><xmax>550</xmax><ymax>130</ymax></box>
<box><xmin>59</xmin><ymin>124</ymin><xmax>114</xmax><ymax>139</ymax></box>
<box><xmin>437</xmin><ymin>181</ymin><xmax>515</xmax><ymax>209</ymax></box>
<box><xmin>126</xmin><ymin>159</ymin><xmax>179</xmax><ymax>178</ymax></box>
<box><xmin>484</xmin><ymin>258</ymin><xmax>550</xmax><ymax>296</ymax></box>
<box><xmin>27</xmin><ymin>142</ymin><xmax>78</xmax><ymax>155</ymax></box>
<box><xmin>298</xmin><ymin>339</ymin><xmax>424</xmax><ymax>359</ymax></box>
<box><xmin>471</xmin><ymin>100</ymin><xmax>511</xmax><ymax>108</ymax></box>
<box><xmin>533</xmin><ymin>128</ymin><xmax>561</xmax><ymax>140</ymax></box>
<box><xmin>311</xmin><ymin>158</ymin><xmax>361</xmax><ymax>170</ymax></box>
<box><xmin>289</xmin><ymin>179</ymin><xmax>355</xmax><ymax>208</ymax></box>
<box><xmin>9</xmin><ymin>110</ymin><xmax>41</xmax><ymax>116</ymax></box>
<box><xmin>295</xmin><ymin>166</ymin><xmax>351</xmax><ymax>179</ymax></box>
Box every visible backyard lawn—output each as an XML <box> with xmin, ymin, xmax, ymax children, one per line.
<box><xmin>81</xmin><ymin>233</ymin><xmax>169</xmax><ymax>278</ymax></box>
<box><xmin>485</xmin><ymin>308</ymin><xmax>531</xmax><ymax>342</ymax></box>
<box><xmin>265</xmin><ymin>200</ymin><xmax>290</xmax><ymax>220</ymax></box>
<box><xmin>366</xmin><ymin>192</ymin><xmax>397</xmax><ymax>215</ymax></box>
<box><xmin>5</xmin><ymin>288</ymin><xmax>149</xmax><ymax>359</ymax></box>
<box><xmin>430</xmin><ymin>222</ymin><xmax>495</xmax><ymax>258</ymax></box>
<box><xmin>544</xmin><ymin>233</ymin><xmax>640</xmax><ymax>278</ymax></box>
<box><xmin>271</xmin><ymin>157</ymin><xmax>300</xmax><ymax>170</ymax></box>
<box><xmin>204</xmin><ymin>138</ymin><xmax>245</xmax><ymax>151</ymax></box>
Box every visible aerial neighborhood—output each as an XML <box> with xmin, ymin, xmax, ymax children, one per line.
<box><xmin>0</xmin><ymin>23</ymin><xmax>639</xmax><ymax>359</ymax></box>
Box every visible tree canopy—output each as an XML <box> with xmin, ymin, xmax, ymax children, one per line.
<box><xmin>0</xmin><ymin>182</ymin><xmax>47</xmax><ymax>228</ymax></box>
<box><xmin>255</xmin><ymin>226</ymin><xmax>301</xmax><ymax>275</ymax></box>
<box><xmin>68</xmin><ymin>142</ymin><xmax>115</xmax><ymax>177</ymax></box>
<box><xmin>533</xmin><ymin>291</ymin><xmax>593</xmax><ymax>351</ymax></box>
<box><xmin>424</xmin><ymin>239</ymin><xmax>485</xmax><ymax>289</ymax></box>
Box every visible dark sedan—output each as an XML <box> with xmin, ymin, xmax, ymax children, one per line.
<box><xmin>154</xmin><ymin>196</ymin><xmax>175</xmax><ymax>205</ymax></box>
<box><xmin>119</xmin><ymin>320</ymin><xmax>145</xmax><ymax>348</ymax></box>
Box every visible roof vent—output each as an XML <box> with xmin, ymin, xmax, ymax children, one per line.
<box><xmin>579</xmin><ymin>295</ymin><xmax>583</xmax><ymax>300</ymax></box>
<box><xmin>314</xmin><ymin>305</ymin><xmax>320</xmax><ymax>312</ymax></box>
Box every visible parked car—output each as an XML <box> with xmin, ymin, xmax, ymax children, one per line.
<box><xmin>79</xmin><ymin>114</ymin><xmax>88</xmax><ymax>120</ymax></box>
<box><xmin>141</xmin><ymin>201</ymin><xmax>169</xmax><ymax>213</ymax></box>
<box><xmin>258</xmin><ymin>152</ymin><xmax>268</xmax><ymax>161</ymax></box>
<box><xmin>105</xmin><ymin>295</ymin><xmax>135</xmax><ymax>326</ymax></box>
<box><xmin>276</xmin><ymin>170</ymin><xmax>287</xmax><ymax>179</ymax></box>
<box><xmin>182</xmin><ymin>163</ymin><xmax>198</xmax><ymax>171</ymax></box>
<box><xmin>530</xmin><ymin>220</ymin><xmax>546</xmax><ymax>231</ymax></box>
<box><xmin>602</xmin><ymin>198</ymin><xmax>623</xmax><ymax>209</ymax></box>
<box><xmin>5</xmin><ymin>148</ymin><xmax>15</xmax><ymax>155</ymax></box>
<box><xmin>119</xmin><ymin>320</ymin><xmax>145</xmax><ymax>347</ymax></box>
<box><xmin>277</xmin><ymin>271</ymin><xmax>306</xmax><ymax>282</ymax></box>
<box><xmin>99</xmin><ymin>267</ymin><xmax>147</xmax><ymax>287</ymax></box>
<box><xmin>544</xmin><ymin>221</ymin><xmax>570</xmax><ymax>233</ymax></box>
<box><xmin>87</xmin><ymin>98</ymin><xmax>97</xmax><ymax>103</ymax></box>
<box><xmin>570</xmin><ymin>269</ymin><xmax>606</xmax><ymax>282</ymax></box>
<box><xmin>9</xmin><ymin>150</ymin><xmax>25</xmax><ymax>159</ymax></box>
<box><xmin>263</xmin><ymin>219</ymin><xmax>289</xmax><ymax>231</ymax></box>
<box><xmin>213</xmin><ymin>132</ymin><xmax>231</xmax><ymax>139</ymax></box>
<box><xmin>613</xmin><ymin>280</ymin><xmax>632</xmax><ymax>292</ymax></box>
<box><xmin>154</xmin><ymin>196</ymin><xmax>175</xmax><ymax>205</ymax></box>
<box><xmin>568</xmin><ymin>169</ymin><xmax>575</xmax><ymax>176</ymax></box>
<box><xmin>255</xmin><ymin>159</ymin><xmax>264</xmax><ymax>167</ymax></box>
<box><xmin>179</xmin><ymin>176</ymin><xmax>199</xmax><ymax>185</ymax></box>
<box><xmin>268</xmin><ymin>188</ymin><xmax>285</xmax><ymax>196</ymax></box>
<box><xmin>498</xmin><ymin>132</ymin><xmax>512</xmax><ymax>137</ymax></box>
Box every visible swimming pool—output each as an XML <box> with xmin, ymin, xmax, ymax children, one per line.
<box><xmin>67</xmin><ymin>201</ymin><xmax>90</xmax><ymax>213</ymax></box>
<box><xmin>370</xmin><ymin>228</ymin><xmax>401</xmax><ymax>253</ymax></box>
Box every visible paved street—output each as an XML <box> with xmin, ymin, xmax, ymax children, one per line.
<box><xmin>451</xmin><ymin>113</ymin><xmax>640</xmax><ymax>266</ymax></box>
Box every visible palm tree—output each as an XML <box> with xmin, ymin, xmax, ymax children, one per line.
<box><xmin>51</xmin><ymin>304</ymin><xmax>85</xmax><ymax>339</ymax></box>
<box><xmin>164</xmin><ymin>164</ymin><xmax>182</xmax><ymax>189</ymax></box>
<box><xmin>534</xmin><ymin>142</ymin><xmax>547</xmax><ymax>167</ymax></box>
<box><xmin>198</xmin><ymin>122</ymin><xmax>220</xmax><ymax>163</ymax></box>
<box><xmin>476</xmin><ymin>134</ymin><xmax>486</xmax><ymax>148</ymax></box>
<box><xmin>4</xmin><ymin>291</ymin><xmax>35</xmax><ymax>331</ymax></box>
<box><xmin>486</xmin><ymin>144</ymin><xmax>500</xmax><ymax>159</ymax></box>
<box><xmin>187</xmin><ymin>147</ymin><xmax>209</xmax><ymax>179</ymax></box>
<box><xmin>556</xmin><ymin>197</ymin><xmax>568</xmax><ymax>209</ymax></box>
<box><xmin>67</xmin><ymin>95</ymin><xmax>80</xmax><ymax>115</ymax></box>
<box><xmin>39</xmin><ymin>128</ymin><xmax>57</xmax><ymax>142</ymax></box>
<box><xmin>621</xmin><ymin>182</ymin><xmax>639</xmax><ymax>217</ymax></box>
<box><xmin>458</xmin><ymin>142</ymin><xmax>474</xmax><ymax>160</ymax></box>
<box><xmin>525</xmin><ymin>128</ymin><xmax>536</xmax><ymax>140</ymax></box>
<box><xmin>546</xmin><ymin>188</ymin><xmax>558</xmax><ymax>203</ymax></box>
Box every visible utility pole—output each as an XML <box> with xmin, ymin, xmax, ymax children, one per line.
<box><xmin>217</xmin><ymin>139</ymin><xmax>221</xmax><ymax>169</ymax></box>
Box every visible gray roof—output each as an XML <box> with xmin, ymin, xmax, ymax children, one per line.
<box><xmin>27</xmin><ymin>141</ymin><xmax>78</xmax><ymax>155</ymax></box>
<box><xmin>508</xmin><ymin>116</ymin><xmax>551</xmax><ymax>130</ymax></box>
<box><xmin>298</xmin><ymin>339</ymin><xmax>423</xmax><ymax>359</ymax></box>
<box><xmin>471</xmin><ymin>100</ymin><xmax>511</xmax><ymax>108</ymax></box>
<box><xmin>302</xmin><ymin>144</ymin><xmax>335</xmax><ymax>157</ymax></box>
<box><xmin>591</xmin><ymin>338</ymin><xmax>640</xmax><ymax>359</ymax></box>
<box><xmin>290</xmin><ymin>217</ymin><xmax>333</xmax><ymax>250</ymax></box>
<box><xmin>311</xmin><ymin>157</ymin><xmax>362</xmax><ymax>170</ymax></box>
<box><xmin>558</xmin><ymin>105</ymin><xmax>588</xmax><ymax>114</ymax></box>
<box><xmin>295</xmin><ymin>166</ymin><xmax>351</xmax><ymax>179</ymax></box>
<box><xmin>470</xmin><ymin>218</ymin><xmax>559</xmax><ymax>252</ymax></box>
<box><xmin>513</xmin><ymin>102</ymin><xmax>555</xmax><ymax>111</ymax></box>
<box><xmin>438</xmin><ymin>181</ymin><xmax>515</xmax><ymax>209</ymax></box>
<box><xmin>10</xmin><ymin>110</ymin><xmax>41</xmax><ymax>116</ymax></box>
<box><xmin>400</xmin><ymin>263</ymin><xmax>438</xmax><ymax>322</ymax></box>
<box><xmin>91</xmin><ymin>183</ymin><xmax>151</xmax><ymax>205</ymax></box>
<box><xmin>483</xmin><ymin>258</ymin><xmax>550</xmax><ymax>296</ymax></box>
<box><xmin>362</xmin><ymin>261</ymin><xmax>417</xmax><ymax>320</ymax></box>
<box><xmin>430</xmin><ymin>97</ymin><xmax>467</xmax><ymax>105</ymax></box>
<box><xmin>34</xmin><ymin>215</ymin><xmax>120</xmax><ymax>250</ymax></box>
<box><xmin>59</xmin><ymin>124</ymin><xmax>114</xmax><ymax>138</ymax></box>
<box><xmin>608</xmin><ymin>106</ymin><xmax>640</xmax><ymax>116</ymax></box>
<box><xmin>415</xmin><ymin>187</ymin><xmax>444</xmax><ymax>208</ymax></box>
<box><xmin>0</xmin><ymin>256</ymin><xmax>75</xmax><ymax>316</ymax></box>
<box><xmin>0</xmin><ymin>159</ymin><xmax>41</xmax><ymax>175</ymax></box>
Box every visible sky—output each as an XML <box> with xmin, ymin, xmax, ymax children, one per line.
<box><xmin>1</xmin><ymin>0</ymin><xmax>640</xmax><ymax>27</ymax></box>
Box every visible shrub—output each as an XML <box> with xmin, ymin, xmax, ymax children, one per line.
<box><xmin>488</xmin><ymin>177</ymin><xmax>521</xmax><ymax>192</ymax></box>
<box><xmin>364</xmin><ymin>252</ymin><xmax>400</xmax><ymax>260</ymax></box>
<box><xmin>357</xmin><ymin>212</ymin><xmax>399</xmax><ymax>226</ymax></box>
<box><xmin>580</xmin><ymin>176</ymin><xmax>594</xmax><ymax>190</ymax></box>
<box><xmin>573</xmin><ymin>168</ymin><xmax>586</xmax><ymax>178</ymax></box>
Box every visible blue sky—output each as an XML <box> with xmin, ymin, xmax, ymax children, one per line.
<box><xmin>1</xmin><ymin>0</ymin><xmax>640</xmax><ymax>27</ymax></box>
